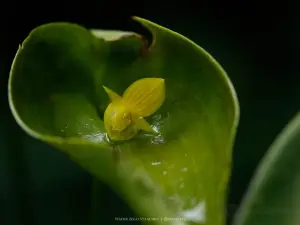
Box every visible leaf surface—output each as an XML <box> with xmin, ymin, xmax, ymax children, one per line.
<box><xmin>8</xmin><ymin>17</ymin><xmax>239</xmax><ymax>225</ymax></box>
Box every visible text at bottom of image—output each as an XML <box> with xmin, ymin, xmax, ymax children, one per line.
<box><xmin>115</xmin><ymin>217</ymin><xmax>186</xmax><ymax>222</ymax></box>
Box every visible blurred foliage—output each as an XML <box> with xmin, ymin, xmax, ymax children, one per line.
<box><xmin>233</xmin><ymin>113</ymin><xmax>300</xmax><ymax>225</ymax></box>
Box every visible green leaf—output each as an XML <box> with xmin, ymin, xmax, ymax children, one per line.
<box><xmin>8</xmin><ymin>17</ymin><xmax>239</xmax><ymax>225</ymax></box>
<box><xmin>233</xmin><ymin>112</ymin><xmax>300</xmax><ymax>225</ymax></box>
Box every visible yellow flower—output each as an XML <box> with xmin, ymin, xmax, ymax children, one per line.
<box><xmin>103</xmin><ymin>78</ymin><xmax>165</xmax><ymax>141</ymax></box>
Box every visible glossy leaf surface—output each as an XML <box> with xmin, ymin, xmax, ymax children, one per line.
<box><xmin>9</xmin><ymin>17</ymin><xmax>239</xmax><ymax>225</ymax></box>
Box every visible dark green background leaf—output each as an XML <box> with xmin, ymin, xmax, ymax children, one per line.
<box><xmin>233</xmin><ymin>112</ymin><xmax>300</xmax><ymax>225</ymax></box>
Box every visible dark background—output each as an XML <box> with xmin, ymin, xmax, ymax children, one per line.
<box><xmin>0</xmin><ymin>1</ymin><xmax>299</xmax><ymax>225</ymax></box>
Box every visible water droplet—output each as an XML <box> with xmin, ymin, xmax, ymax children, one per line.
<box><xmin>84</xmin><ymin>133</ymin><xmax>106</xmax><ymax>143</ymax></box>
<box><xmin>162</xmin><ymin>171</ymin><xmax>167</xmax><ymax>175</ymax></box>
<box><xmin>181</xmin><ymin>167</ymin><xmax>188</xmax><ymax>172</ymax></box>
<box><xmin>151</xmin><ymin>134</ymin><xmax>165</xmax><ymax>145</ymax></box>
<box><xmin>179</xmin><ymin>183</ymin><xmax>185</xmax><ymax>189</ymax></box>
<box><xmin>151</xmin><ymin>161</ymin><xmax>162</xmax><ymax>166</ymax></box>
<box><xmin>152</xmin><ymin>125</ymin><xmax>159</xmax><ymax>133</ymax></box>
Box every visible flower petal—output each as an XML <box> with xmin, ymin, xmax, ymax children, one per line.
<box><xmin>123</xmin><ymin>78</ymin><xmax>165</xmax><ymax>117</ymax></box>
<box><xmin>134</xmin><ymin>117</ymin><xmax>158</xmax><ymax>134</ymax></box>
<box><xmin>103</xmin><ymin>85</ymin><xmax>122</xmax><ymax>103</ymax></box>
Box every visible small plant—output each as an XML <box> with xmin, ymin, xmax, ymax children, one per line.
<box><xmin>103</xmin><ymin>77</ymin><xmax>165</xmax><ymax>141</ymax></box>
<box><xmin>8</xmin><ymin>16</ymin><xmax>300</xmax><ymax>225</ymax></box>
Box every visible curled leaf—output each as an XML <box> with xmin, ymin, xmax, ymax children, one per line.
<box><xmin>8</xmin><ymin>17</ymin><xmax>239</xmax><ymax>225</ymax></box>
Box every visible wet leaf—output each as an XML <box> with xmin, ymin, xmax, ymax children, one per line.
<box><xmin>8</xmin><ymin>17</ymin><xmax>239</xmax><ymax>225</ymax></box>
